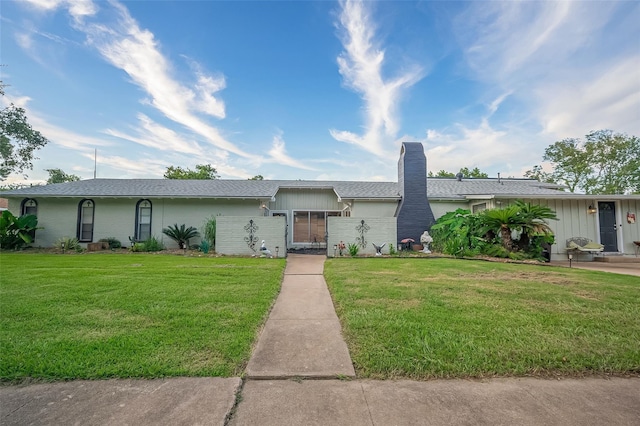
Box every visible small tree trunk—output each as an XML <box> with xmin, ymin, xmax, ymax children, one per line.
<box><xmin>500</xmin><ymin>226</ymin><xmax>512</xmax><ymax>251</ymax></box>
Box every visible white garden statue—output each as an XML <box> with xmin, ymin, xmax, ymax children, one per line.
<box><xmin>420</xmin><ymin>231</ymin><xmax>433</xmax><ymax>254</ymax></box>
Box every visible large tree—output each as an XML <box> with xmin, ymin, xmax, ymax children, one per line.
<box><xmin>163</xmin><ymin>164</ymin><xmax>219</xmax><ymax>180</ymax></box>
<box><xmin>583</xmin><ymin>130</ymin><xmax>640</xmax><ymax>194</ymax></box>
<box><xmin>527</xmin><ymin>130</ymin><xmax>639</xmax><ymax>194</ymax></box>
<box><xmin>0</xmin><ymin>83</ymin><xmax>49</xmax><ymax>180</ymax></box>
<box><xmin>46</xmin><ymin>168</ymin><xmax>80</xmax><ymax>184</ymax></box>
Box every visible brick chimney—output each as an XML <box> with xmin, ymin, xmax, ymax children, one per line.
<box><xmin>396</xmin><ymin>142</ymin><xmax>435</xmax><ymax>246</ymax></box>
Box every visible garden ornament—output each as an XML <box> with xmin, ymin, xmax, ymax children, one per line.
<box><xmin>420</xmin><ymin>231</ymin><xmax>433</xmax><ymax>254</ymax></box>
<box><xmin>260</xmin><ymin>240</ymin><xmax>273</xmax><ymax>258</ymax></box>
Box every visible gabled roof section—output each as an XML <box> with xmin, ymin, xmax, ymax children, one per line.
<box><xmin>4</xmin><ymin>177</ymin><xmax>634</xmax><ymax>201</ymax></box>
<box><xmin>1</xmin><ymin>179</ymin><xmax>281</xmax><ymax>199</ymax></box>
<box><xmin>0</xmin><ymin>179</ymin><xmax>401</xmax><ymax>200</ymax></box>
<box><xmin>427</xmin><ymin>178</ymin><xmax>567</xmax><ymax>200</ymax></box>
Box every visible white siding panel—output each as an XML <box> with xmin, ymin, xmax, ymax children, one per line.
<box><xmin>430</xmin><ymin>201</ymin><xmax>468</xmax><ymax>219</ymax></box>
<box><xmin>272</xmin><ymin>189</ymin><xmax>341</xmax><ymax>211</ymax></box>
<box><xmin>216</xmin><ymin>216</ymin><xmax>286</xmax><ymax>256</ymax></box>
<box><xmin>620</xmin><ymin>199</ymin><xmax>640</xmax><ymax>255</ymax></box>
<box><xmin>327</xmin><ymin>217</ymin><xmax>397</xmax><ymax>256</ymax></box>
<box><xmin>350</xmin><ymin>201</ymin><xmax>398</xmax><ymax>217</ymax></box>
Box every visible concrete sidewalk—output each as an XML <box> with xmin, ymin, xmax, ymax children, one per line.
<box><xmin>550</xmin><ymin>260</ymin><xmax>640</xmax><ymax>277</ymax></box>
<box><xmin>231</xmin><ymin>377</ymin><xmax>640</xmax><ymax>426</ymax></box>
<box><xmin>2</xmin><ymin>254</ymin><xmax>639</xmax><ymax>425</ymax></box>
<box><xmin>245</xmin><ymin>254</ymin><xmax>355</xmax><ymax>379</ymax></box>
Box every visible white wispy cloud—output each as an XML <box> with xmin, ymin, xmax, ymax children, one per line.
<box><xmin>20</xmin><ymin>0</ymin><xmax>325</xmax><ymax>175</ymax></box>
<box><xmin>104</xmin><ymin>113</ymin><xmax>205</xmax><ymax>156</ymax></box>
<box><xmin>330</xmin><ymin>0</ymin><xmax>423</xmax><ymax>157</ymax></box>
<box><xmin>424</xmin><ymin>118</ymin><xmax>519</xmax><ymax>175</ymax></box>
<box><xmin>424</xmin><ymin>1</ymin><xmax>640</xmax><ymax>177</ymax></box>
<box><xmin>266</xmin><ymin>132</ymin><xmax>317</xmax><ymax>171</ymax></box>
<box><xmin>536</xmin><ymin>55</ymin><xmax>640</xmax><ymax>138</ymax></box>
<box><xmin>21</xmin><ymin>0</ymin><xmax>259</xmax><ymax>164</ymax></box>
<box><xmin>1</xmin><ymin>93</ymin><xmax>114</xmax><ymax>152</ymax></box>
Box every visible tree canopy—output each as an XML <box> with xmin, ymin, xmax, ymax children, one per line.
<box><xmin>163</xmin><ymin>164</ymin><xmax>219</xmax><ymax>180</ymax></box>
<box><xmin>46</xmin><ymin>168</ymin><xmax>80</xmax><ymax>184</ymax></box>
<box><xmin>428</xmin><ymin>167</ymin><xmax>488</xmax><ymax>178</ymax></box>
<box><xmin>0</xmin><ymin>82</ymin><xmax>49</xmax><ymax>181</ymax></box>
<box><xmin>248</xmin><ymin>175</ymin><xmax>264</xmax><ymax>180</ymax></box>
<box><xmin>526</xmin><ymin>130</ymin><xmax>639</xmax><ymax>194</ymax></box>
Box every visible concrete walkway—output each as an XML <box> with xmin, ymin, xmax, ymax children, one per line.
<box><xmin>550</xmin><ymin>260</ymin><xmax>640</xmax><ymax>277</ymax></box>
<box><xmin>2</xmin><ymin>254</ymin><xmax>639</xmax><ymax>425</ymax></box>
<box><xmin>245</xmin><ymin>254</ymin><xmax>355</xmax><ymax>379</ymax></box>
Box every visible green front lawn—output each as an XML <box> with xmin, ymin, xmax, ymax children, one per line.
<box><xmin>0</xmin><ymin>253</ymin><xmax>285</xmax><ymax>382</ymax></box>
<box><xmin>325</xmin><ymin>258</ymin><xmax>640</xmax><ymax>379</ymax></box>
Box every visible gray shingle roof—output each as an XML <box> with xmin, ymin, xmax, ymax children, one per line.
<box><xmin>0</xmin><ymin>177</ymin><xmax>573</xmax><ymax>201</ymax></box>
<box><xmin>426</xmin><ymin>178</ymin><xmax>566</xmax><ymax>199</ymax></box>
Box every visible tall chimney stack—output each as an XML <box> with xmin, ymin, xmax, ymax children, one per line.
<box><xmin>396</xmin><ymin>142</ymin><xmax>436</xmax><ymax>247</ymax></box>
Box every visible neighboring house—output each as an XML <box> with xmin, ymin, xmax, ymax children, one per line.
<box><xmin>2</xmin><ymin>143</ymin><xmax>639</xmax><ymax>260</ymax></box>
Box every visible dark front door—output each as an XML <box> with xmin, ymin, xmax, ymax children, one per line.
<box><xmin>598</xmin><ymin>202</ymin><xmax>618</xmax><ymax>252</ymax></box>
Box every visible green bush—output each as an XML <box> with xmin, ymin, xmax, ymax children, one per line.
<box><xmin>131</xmin><ymin>242</ymin><xmax>146</xmax><ymax>252</ymax></box>
<box><xmin>55</xmin><ymin>237</ymin><xmax>82</xmax><ymax>253</ymax></box>
<box><xmin>129</xmin><ymin>236</ymin><xmax>164</xmax><ymax>252</ymax></box>
<box><xmin>388</xmin><ymin>243</ymin><xmax>397</xmax><ymax>256</ymax></box>
<box><xmin>143</xmin><ymin>236</ymin><xmax>164</xmax><ymax>252</ymax></box>
<box><xmin>348</xmin><ymin>243</ymin><xmax>359</xmax><ymax>257</ymax></box>
<box><xmin>98</xmin><ymin>237</ymin><xmax>122</xmax><ymax>249</ymax></box>
<box><xmin>431</xmin><ymin>202</ymin><xmax>558</xmax><ymax>261</ymax></box>
<box><xmin>162</xmin><ymin>224</ymin><xmax>200</xmax><ymax>249</ymax></box>
<box><xmin>200</xmin><ymin>240</ymin><xmax>210</xmax><ymax>254</ymax></box>
<box><xmin>0</xmin><ymin>211</ymin><xmax>39</xmax><ymax>250</ymax></box>
<box><xmin>202</xmin><ymin>216</ymin><xmax>216</xmax><ymax>250</ymax></box>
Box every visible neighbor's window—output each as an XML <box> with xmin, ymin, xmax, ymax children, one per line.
<box><xmin>77</xmin><ymin>199</ymin><xmax>95</xmax><ymax>242</ymax></box>
<box><xmin>21</xmin><ymin>198</ymin><xmax>38</xmax><ymax>240</ymax></box>
<box><xmin>135</xmin><ymin>199</ymin><xmax>152</xmax><ymax>241</ymax></box>
<box><xmin>21</xmin><ymin>198</ymin><xmax>38</xmax><ymax>216</ymax></box>
<box><xmin>472</xmin><ymin>203</ymin><xmax>487</xmax><ymax>213</ymax></box>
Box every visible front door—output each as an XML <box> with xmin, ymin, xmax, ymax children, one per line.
<box><xmin>598</xmin><ymin>202</ymin><xmax>618</xmax><ymax>252</ymax></box>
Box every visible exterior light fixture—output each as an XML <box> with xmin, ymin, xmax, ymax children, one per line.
<box><xmin>61</xmin><ymin>242</ymin><xmax>65</xmax><ymax>254</ymax></box>
<box><xmin>588</xmin><ymin>205</ymin><xmax>597</xmax><ymax>214</ymax></box>
<box><xmin>568</xmin><ymin>253</ymin><xmax>573</xmax><ymax>268</ymax></box>
<box><xmin>275</xmin><ymin>246</ymin><xmax>279</xmax><ymax>258</ymax></box>
<box><xmin>333</xmin><ymin>244</ymin><xmax>338</xmax><ymax>257</ymax></box>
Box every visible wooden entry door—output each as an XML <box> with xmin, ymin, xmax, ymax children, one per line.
<box><xmin>598</xmin><ymin>202</ymin><xmax>618</xmax><ymax>252</ymax></box>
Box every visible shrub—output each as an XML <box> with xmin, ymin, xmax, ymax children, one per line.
<box><xmin>388</xmin><ymin>243</ymin><xmax>397</xmax><ymax>256</ymax></box>
<box><xmin>143</xmin><ymin>235</ymin><xmax>164</xmax><ymax>252</ymax></box>
<box><xmin>200</xmin><ymin>240</ymin><xmax>210</xmax><ymax>254</ymax></box>
<box><xmin>162</xmin><ymin>224</ymin><xmax>200</xmax><ymax>249</ymax></box>
<box><xmin>98</xmin><ymin>237</ymin><xmax>122</xmax><ymax>249</ymax></box>
<box><xmin>0</xmin><ymin>211</ymin><xmax>39</xmax><ymax>250</ymax></box>
<box><xmin>348</xmin><ymin>243</ymin><xmax>359</xmax><ymax>257</ymax></box>
<box><xmin>131</xmin><ymin>242</ymin><xmax>146</xmax><ymax>252</ymax></box>
<box><xmin>202</xmin><ymin>216</ymin><xmax>216</xmax><ymax>250</ymax></box>
<box><xmin>55</xmin><ymin>237</ymin><xmax>82</xmax><ymax>253</ymax></box>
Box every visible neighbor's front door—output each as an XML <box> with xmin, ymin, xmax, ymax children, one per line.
<box><xmin>598</xmin><ymin>201</ymin><xmax>618</xmax><ymax>252</ymax></box>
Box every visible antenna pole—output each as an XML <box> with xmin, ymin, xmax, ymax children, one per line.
<box><xmin>94</xmin><ymin>149</ymin><xmax>97</xmax><ymax>179</ymax></box>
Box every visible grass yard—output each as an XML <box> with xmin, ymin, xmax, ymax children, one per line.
<box><xmin>0</xmin><ymin>253</ymin><xmax>285</xmax><ymax>382</ymax></box>
<box><xmin>325</xmin><ymin>258</ymin><xmax>640</xmax><ymax>379</ymax></box>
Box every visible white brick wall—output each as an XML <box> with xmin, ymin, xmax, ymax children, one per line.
<box><xmin>327</xmin><ymin>217</ymin><xmax>397</xmax><ymax>256</ymax></box>
<box><xmin>217</xmin><ymin>216</ymin><xmax>287</xmax><ymax>257</ymax></box>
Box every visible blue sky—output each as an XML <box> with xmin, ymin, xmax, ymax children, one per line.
<box><xmin>1</xmin><ymin>0</ymin><xmax>639</xmax><ymax>184</ymax></box>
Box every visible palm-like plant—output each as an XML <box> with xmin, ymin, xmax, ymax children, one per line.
<box><xmin>512</xmin><ymin>200</ymin><xmax>558</xmax><ymax>250</ymax></box>
<box><xmin>162</xmin><ymin>223</ymin><xmax>200</xmax><ymax>249</ymax></box>
<box><xmin>479</xmin><ymin>205</ymin><xmax>522</xmax><ymax>251</ymax></box>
